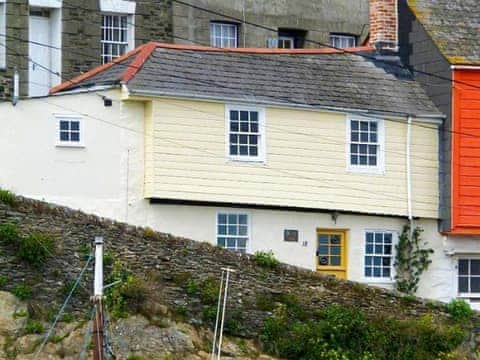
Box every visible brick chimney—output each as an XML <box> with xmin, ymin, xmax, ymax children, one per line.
<box><xmin>369</xmin><ymin>0</ymin><xmax>398</xmax><ymax>51</ymax></box>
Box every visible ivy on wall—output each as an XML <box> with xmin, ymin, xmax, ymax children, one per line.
<box><xmin>394</xmin><ymin>224</ymin><xmax>434</xmax><ymax>295</ymax></box>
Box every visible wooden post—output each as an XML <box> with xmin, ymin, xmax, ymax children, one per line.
<box><xmin>92</xmin><ymin>236</ymin><xmax>104</xmax><ymax>360</ymax></box>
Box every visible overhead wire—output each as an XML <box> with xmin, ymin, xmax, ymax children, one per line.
<box><xmin>34</xmin><ymin>253</ymin><xmax>94</xmax><ymax>359</ymax></box>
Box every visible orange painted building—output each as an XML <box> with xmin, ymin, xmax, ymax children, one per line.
<box><xmin>452</xmin><ymin>69</ymin><xmax>480</xmax><ymax>234</ymax></box>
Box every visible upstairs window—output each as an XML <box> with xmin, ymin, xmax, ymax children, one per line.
<box><xmin>56</xmin><ymin>115</ymin><xmax>84</xmax><ymax>147</ymax></box>
<box><xmin>364</xmin><ymin>231</ymin><xmax>394</xmax><ymax>280</ymax></box>
<box><xmin>217</xmin><ymin>213</ymin><xmax>248</xmax><ymax>253</ymax></box>
<box><xmin>210</xmin><ymin>22</ymin><xmax>238</xmax><ymax>48</ymax></box>
<box><xmin>101</xmin><ymin>14</ymin><xmax>134</xmax><ymax>64</ymax></box>
<box><xmin>330</xmin><ymin>33</ymin><xmax>357</xmax><ymax>48</ymax></box>
<box><xmin>458</xmin><ymin>259</ymin><xmax>480</xmax><ymax>296</ymax></box>
<box><xmin>277</xmin><ymin>36</ymin><xmax>294</xmax><ymax>49</ymax></box>
<box><xmin>226</xmin><ymin>106</ymin><xmax>265</xmax><ymax>162</ymax></box>
<box><xmin>347</xmin><ymin>117</ymin><xmax>384</xmax><ymax>173</ymax></box>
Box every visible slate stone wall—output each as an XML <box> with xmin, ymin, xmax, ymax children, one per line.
<box><xmin>0</xmin><ymin>195</ymin><xmax>462</xmax><ymax>339</ymax></box>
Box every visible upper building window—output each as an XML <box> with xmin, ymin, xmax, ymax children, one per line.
<box><xmin>347</xmin><ymin>117</ymin><xmax>384</xmax><ymax>173</ymax></box>
<box><xmin>101</xmin><ymin>14</ymin><xmax>134</xmax><ymax>64</ymax></box>
<box><xmin>458</xmin><ymin>259</ymin><xmax>480</xmax><ymax>296</ymax></box>
<box><xmin>364</xmin><ymin>231</ymin><xmax>394</xmax><ymax>280</ymax></box>
<box><xmin>217</xmin><ymin>213</ymin><xmax>248</xmax><ymax>253</ymax></box>
<box><xmin>226</xmin><ymin>105</ymin><xmax>265</xmax><ymax>162</ymax></box>
<box><xmin>56</xmin><ymin>115</ymin><xmax>84</xmax><ymax>147</ymax></box>
<box><xmin>277</xmin><ymin>36</ymin><xmax>294</xmax><ymax>49</ymax></box>
<box><xmin>330</xmin><ymin>33</ymin><xmax>357</xmax><ymax>48</ymax></box>
<box><xmin>0</xmin><ymin>1</ymin><xmax>5</xmax><ymax>69</ymax></box>
<box><xmin>210</xmin><ymin>22</ymin><xmax>238</xmax><ymax>48</ymax></box>
<box><xmin>268</xmin><ymin>29</ymin><xmax>306</xmax><ymax>49</ymax></box>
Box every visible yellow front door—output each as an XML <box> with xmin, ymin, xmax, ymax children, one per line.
<box><xmin>316</xmin><ymin>230</ymin><xmax>347</xmax><ymax>279</ymax></box>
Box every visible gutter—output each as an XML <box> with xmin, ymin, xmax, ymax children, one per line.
<box><xmin>451</xmin><ymin>65</ymin><xmax>480</xmax><ymax>70</ymax></box>
<box><xmin>127</xmin><ymin>89</ymin><xmax>445</xmax><ymax>124</ymax></box>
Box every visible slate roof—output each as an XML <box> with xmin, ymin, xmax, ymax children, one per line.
<box><xmin>408</xmin><ymin>0</ymin><xmax>480</xmax><ymax>65</ymax></box>
<box><xmin>51</xmin><ymin>43</ymin><xmax>442</xmax><ymax>118</ymax></box>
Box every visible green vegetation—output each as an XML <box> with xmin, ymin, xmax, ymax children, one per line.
<box><xmin>12</xmin><ymin>283</ymin><xmax>33</xmax><ymax>300</ymax></box>
<box><xmin>0</xmin><ymin>275</ymin><xmax>8</xmax><ymax>288</ymax></box>
<box><xmin>260</xmin><ymin>299</ymin><xmax>467</xmax><ymax>360</ymax></box>
<box><xmin>78</xmin><ymin>243</ymin><xmax>91</xmax><ymax>259</ymax></box>
<box><xmin>253</xmin><ymin>250</ymin><xmax>280</xmax><ymax>269</ymax></box>
<box><xmin>24</xmin><ymin>319</ymin><xmax>44</xmax><ymax>334</ymax></box>
<box><xmin>394</xmin><ymin>225</ymin><xmax>434</xmax><ymax>295</ymax></box>
<box><xmin>103</xmin><ymin>251</ymin><xmax>115</xmax><ymax>266</ymax></box>
<box><xmin>0</xmin><ymin>222</ymin><xmax>19</xmax><ymax>245</ymax></box>
<box><xmin>105</xmin><ymin>261</ymin><xmax>149</xmax><ymax>318</ymax></box>
<box><xmin>202</xmin><ymin>305</ymin><xmax>217</xmax><ymax>323</ymax></box>
<box><xmin>18</xmin><ymin>233</ymin><xmax>54</xmax><ymax>267</ymax></box>
<box><xmin>0</xmin><ymin>188</ymin><xmax>15</xmax><ymax>206</ymax></box>
<box><xmin>199</xmin><ymin>277</ymin><xmax>220</xmax><ymax>305</ymax></box>
<box><xmin>185</xmin><ymin>279</ymin><xmax>199</xmax><ymax>295</ymax></box>
<box><xmin>446</xmin><ymin>299</ymin><xmax>474</xmax><ymax>323</ymax></box>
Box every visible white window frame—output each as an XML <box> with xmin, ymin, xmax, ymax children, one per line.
<box><xmin>101</xmin><ymin>12</ymin><xmax>135</xmax><ymax>64</ymax></box>
<box><xmin>0</xmin><ymin>1</ymin><xmax>5</xmax><ymax>69</ymax></box>
<box><xmin>457</xmin><ymin>257</ymin><xmax>480</xmax><ymax>299</ymax></box>
<box><xmin>216</xmin><ymin>211</ymin><xmax>251</xmax><ymax>253</ymax></box>
<box><xmin>55</xmin><ymin>114</ymin><xmax>84</xmax><ymax>147</ymax></box>
<box><xmin>225</xmin><ymin>105</ymin><xmax>266</xmax><ymax>163</ymax></box>
<box><xmin>210</xmin><ymin>22</ymin><xmax>238</xmax><ymax>48</ymax></box>
<box><xmin>277</xmin><ymin>36</ymin><xmax>294</xmax><ymax>49</ymax></box>
<box><xmin>346</xmin><ymin>115</ymin><xmax>385</xmax><ymax>174</ymax></box>
<box><xmin>330</xmin><ymin>33</ymin><xmax>357</xmax><ymax>48</ymax></box>
<box><xmin>363</xmin><ymin>229</ymin><xmax>397</xmax><ymax>284</ymax></box>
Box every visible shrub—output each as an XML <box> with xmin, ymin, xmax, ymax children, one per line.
<box><xmin>253</xmin><ymin>250</ymin><xmax>280</xmax><ymax>269</ymax></box>
<box><xmin>260</xmin><ymin>304</ymin><xmax>466</xmax><ymax>360</ymax></box>
<box><xmin>12</xmin><ymin>283</ymin><xmax>33</xmax><ymax>300</ymax></box>
<box><xmin>199</xmin><ymin>277</ymin><xmax>220</xmax><ymax>305</ymax></box>
<box><xmin>18</xmin><ymin>233</ymin><xmax>54</xmax><ymax>267</ymax></box>
<box><xmin>202</xmin><ymin>305</ymin><xmax>217</xmax><ymax>323</ymax></box>
<box><xmin>0</xmin><ymin>275</ymin><xmax>8</xmax><ymax>288</ymax></box>
<box><xmin>446</xmin><ymin>299</ymin><xmax>474</xmax><ymax>323</ymax></box>
<box><xmin>0</xmin><ymin>223</ymin><xmax>19</xmax><ymax>245</ymax></box>
<box><xmin>24</xmin><ymin>319</ymin><xmax>44</xmax><ymax>334</ymax></box>
<box><xmin>103</xmin><ymin>251</ymin><xmax>115</xmax><ymax>267</ymax></box>
<box><xmin>0</xmin><ymin>188</ymin><xmax>15</xmax><ymax>206</ymax></box>
<box><xmin>105</xmin><ymin>261</ymin><xmax>149</xmax><ymax>318</ymax></box>
<box><xmin>185</xmin><ymin>279</ymin><xmax>199</xmax><ymax>296</ymax></box>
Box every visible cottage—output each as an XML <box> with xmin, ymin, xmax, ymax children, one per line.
<box><xmin>0</xmin><ymin>40</ymin><xmax>448</xmax><ymax>301</ymax></box>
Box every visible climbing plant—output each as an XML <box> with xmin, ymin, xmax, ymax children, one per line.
<box><xmin>394</xmin><ymin>224</ymin><xmax>434</xmax><ymax>295</ymax></box>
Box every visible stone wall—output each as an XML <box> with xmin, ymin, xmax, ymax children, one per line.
<box><xmin>172</xmin><ymin>0</ymin><xmax>370</xmax><ymax>48</ymax></box>
<box><xmin>0</xmin><ymin>195</ymin><xmax>464</xmax><ymax>335</ymax></box>
<box><xmin>0</xmin><ymin>0</ymin><xmax>172</xmax><ymax>98</ymax></box>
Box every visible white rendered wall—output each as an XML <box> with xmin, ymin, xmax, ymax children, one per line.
<box><xmin>0</xmin><ymin>90</ymin><xmax>470</xmax><ymax>305</ymax></box>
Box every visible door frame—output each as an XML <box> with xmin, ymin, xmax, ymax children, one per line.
<box><xmin>316</xmin><ymin>229</ymin><xmax>348</xmax><ymax>278</ymax></box>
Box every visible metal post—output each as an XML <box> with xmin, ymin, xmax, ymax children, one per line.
<box><xmin>211</xmin><ymin>270</ymin><xmax>225</xmax><ymax>360</ymax></box>
<box><xmin>12</xmin><ymin>69</ymin><xmax>19</xmax><ymax>106</ymax></box>
<box><xmin>217</xmin><ymin>268</ymin><xmax>233</xmax><ymax>360</ymax></box>
<box><xmin>92</xmin><ymin>237</ymin><xmax>104</xmax><ymax>360</ymax></box>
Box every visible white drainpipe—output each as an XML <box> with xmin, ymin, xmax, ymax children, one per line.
<box><xmin>406</xmin><ymin>116</ymin><xmax>413</xmax><ymax>230</ymax></box>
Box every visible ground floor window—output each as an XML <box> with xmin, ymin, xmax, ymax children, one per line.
<box><xmin>458</xmin><ymin>259</ymin><xmax>480</xmax><ymax>295</ymax></box>
<box><xmin>364</xmin><ymin>231</ymin><xmax>393</xmax><ymax>279</ymax></box>
<box><xmin>217</xmin><ymin>213</ymin><xmax>248</xmax><ymax>253</ymax></box>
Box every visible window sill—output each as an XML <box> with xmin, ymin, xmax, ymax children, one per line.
<box><xmin>363</xmin><ymin>277</ymin><xmax>394</xmax><ymax>285</ymax></box>
<box><xmin>56</xmin><ymin>143</ymin><xmax>85</xmax><ymax>148</ymax></box>
<box><xmin>227</xmin><ymin>156</ymin><xmax>266</xmax><ymax>164</ymax></box>
<box><xmin>347</xmin><ymin>165</ymin><xmax>385</xmax><ymax>175</ymax></box>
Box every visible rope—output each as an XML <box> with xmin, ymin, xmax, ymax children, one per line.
<box><xmin>34</xmin><ymin>253</ymin><xmax>93</xmax><ymax>359</ymax></box>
